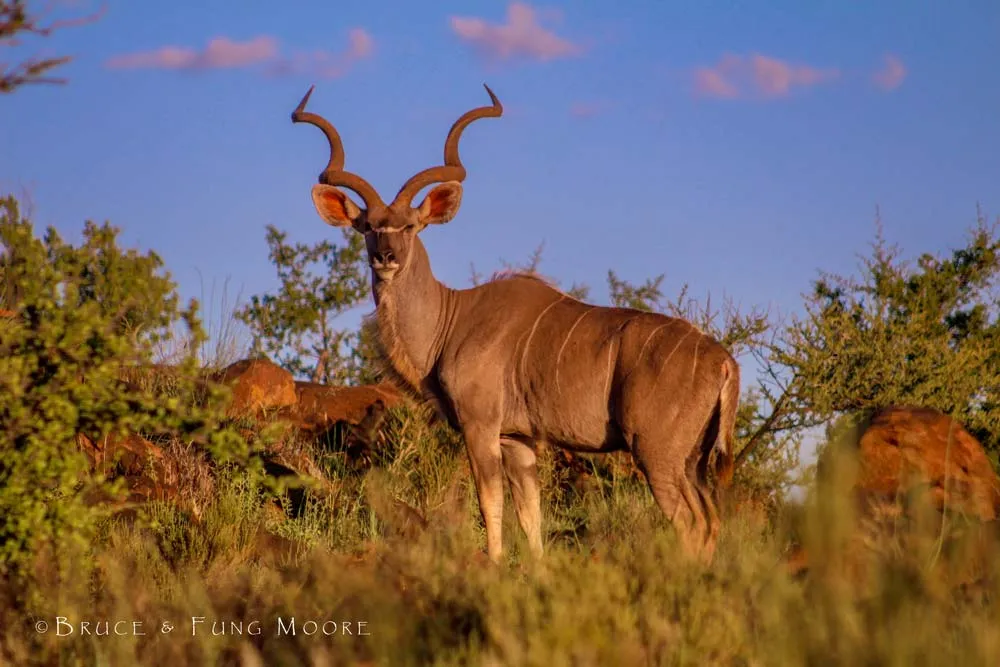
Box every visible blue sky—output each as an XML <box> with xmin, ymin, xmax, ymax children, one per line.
<box><xmin>2</xmin><ymin>0</ymin><xmax>998</xmax><ymax>367</ymax></box>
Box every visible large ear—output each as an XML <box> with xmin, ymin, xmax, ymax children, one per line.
<box><xmin>311</xmin><ymin>184</ymin><xmax>363</xmax><ymax>228</ymax></box>
<box><xmin>416</xmin><ymin>181</ymin><xmax>463</xmax><ymax>225</ymax></box>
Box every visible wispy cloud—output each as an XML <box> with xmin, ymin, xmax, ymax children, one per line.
<box><xmin>106</xmin><ymin>30</ymin><xmax>374</xmax><ymax>79</ymax></box>
<box><xmin>450</xmin><ymin>2</ymin><xmax>583</xmax><ymax>63</ymax></box>
<box><xmin>693</xmin><ymin>53</ymin><xmax>840</xmax><ymax>100</ymax></box>
<box><xmin>106</xmin><ymin>36</ymin><xmax>278</xmax><ymax>70</ymax></box>
<box><xmin>569</xmin><ymin>100</ymin><xmax>609</xmax><ymax>118</ymax></box>
<box><xmin>267</xmin><ymin>29</ymin><xmax>374</xmax><ymax>79</ymax></box>
<box><xmin>871</xmin><ymin>54</ymin><xmax>907</xmax><ymax>91</ymax></box>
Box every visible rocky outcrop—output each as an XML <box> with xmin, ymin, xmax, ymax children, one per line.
<box><xmin>77</xmin><ymin>431</ymin><xmax>176</xmax><ymax>503</ymax></box>
<box><xmin>854</xmin><ymin>405</ymin><xmax>1000</xmax><ymax>521</ymax></box>
<box><xmin>284</xmin><ymin>382</ymin><xmax>405</xmax><ymax>466</ymax></box>
<box><xmin>211</xmin><ymin>357</ymin><xmax>298</xmax><ymax>417</ymax></box>
<box><xmin>78</xmin><ymin>356</ymin><xmax>410</xmax><ymax>512</ymax></box>
<box><xmin>787</xmin><ymin>405</ymin><xmax>1000</xmax><ymax>579</ymax></box>
<box><xmin>290</xmin><ymin>381</ymin><xmax>404</xmax><ymax>435</ymax></box>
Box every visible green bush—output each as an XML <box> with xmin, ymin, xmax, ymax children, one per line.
<box><xmin>0</xmin><ymin>196</ymin><xmax>262</xmax><ymax>600</ymax></box>
<box><xmin>236</xmin><ymin>225</ymin><xmax>372</xmax><ymax>385</ymax></box>
<box><xmin>777</xmin><ymin>214</ymin><xmax>1000</xmax><ymax>464</ymax></box>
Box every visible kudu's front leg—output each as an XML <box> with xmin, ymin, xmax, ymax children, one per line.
<box><xmin>464</xmin><ymin>424</ymin><xmax>505</xmax><ymax>563</ymax></box>
<box><xmin>501</xmin><ymin>438</ymin><xmax>543</xmax><ymax>558</ymax></box>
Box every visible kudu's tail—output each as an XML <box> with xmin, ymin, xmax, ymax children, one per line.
<box><xmin>714</xmin><ymin>358</ymin><xmax>740</xmax><ymax>488</ymax></box>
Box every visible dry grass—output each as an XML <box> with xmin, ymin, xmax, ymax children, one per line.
<box><xmin>1</xmin><ymin>407</ymin><xmax>998</xmax><ymax>667</ymax></box>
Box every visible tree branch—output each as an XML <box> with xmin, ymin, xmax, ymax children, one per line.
<box><xmin>735</xmin><ymin>387</ymin><xmax>791</xmax><ymax>469</ymax></box>
<box><xmin>1</xmin><ymin>1</ymin><xmax>106</xmax><ymax>94</ymax></box>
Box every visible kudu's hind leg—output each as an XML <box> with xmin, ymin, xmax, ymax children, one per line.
<box><xmin>501</xmin><ymin>438</ymin><xmax>544</xmax><ymax>558</ymax></box>
<box><xmin>635</xmin><ymin>438</ymin><xmax>710</xmax><ymax>561</ymax></box>
<box><xmin>693</xmin><ymin>484</ymin><xmax>720</xmax><ymax>561</ymax></box>
<box><xmin>688</xmin><ymin>449</ymin><xmax>721</xmax><ymax>561</ymax></box>
<box><xmin>463</xmin><ymin>424</ymin><xmax>505</xmax><ymax>564</ymax></box>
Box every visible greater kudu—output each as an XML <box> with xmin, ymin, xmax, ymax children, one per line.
<box><xmin>292</xmin><ymin>85</ymin><xmax>741</xmax><ymax>563</ymax></box>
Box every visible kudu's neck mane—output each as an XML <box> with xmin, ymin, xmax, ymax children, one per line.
<box><xmin>372</xmin><ymin>235</ymin><xmax>453</xmax><ymax>397</ymax></box>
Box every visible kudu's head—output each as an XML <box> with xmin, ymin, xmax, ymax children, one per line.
<box><xmin>292</xmin><ymin>85</ymin><xmax>502</xmax><ymax>287</ymax></box>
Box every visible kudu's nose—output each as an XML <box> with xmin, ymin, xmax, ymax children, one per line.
<box><xmin>373</xmin><ymin>250</ymin><xmax>395</xmax><ymax>264</ymax></box>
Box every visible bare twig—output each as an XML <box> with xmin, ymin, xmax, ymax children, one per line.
<box><xmin>735</xmin><ymin>387</ymin><xmax>792</xmax><ymax>469</ymax></box>
<box><xmin>1</xmin><ymin>1</ymin><xmax>106</xmax><ymax>93</ymax></box>
<box><xmin>312</xmin><ymin>349</ymin><xmax>329</xmax><ymax>384</ymax></box>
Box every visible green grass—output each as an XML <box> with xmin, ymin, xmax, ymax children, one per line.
<box><xmin>2</xmin><ymin>406</ymin><xmax>998</xmax><ymax>667</ymax></box>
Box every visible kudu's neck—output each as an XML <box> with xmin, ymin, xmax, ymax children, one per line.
<box><xmin>374</xmin><ymin>236</ymin><xmax>453</xmax><ymax>392</ymax></box>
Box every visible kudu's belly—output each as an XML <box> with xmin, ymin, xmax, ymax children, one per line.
<box><xmin>500</xmin><ymin>337</ymin><xmax>629</xmax><ymax>453</ymax></box>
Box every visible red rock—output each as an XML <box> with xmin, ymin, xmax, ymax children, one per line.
<box><xmin>290</xmin><ymin>381</ymin><xmax>404</xmax><ymax>432</ymax></box>
<box><xmin>855</xmin><ymin>405</ymin><xmax>1000</xmax><ymax>521</ymax></box>
<box><xmin>279</xmin><ymin>382</ymin><xmax>406</xmax><ymax>468</ymax></box>
<box><xmin>788</xmin><ymin>406</ymin><xmax>1000</xmax><ymax>578</ymax></box>
<box><xmin>78</xmin><ymin>431</ymin><xmax>165</xmax><ymax>477</ymax></box>
<box><xmin>211</xmin><ymin>357</ymin><xmax>297</xmax><ymax>417</ymax></box>
<box><xmin>77</xmin><ymin>431</ymin><xmax>176</xmax><ymax>504</ymax></box>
